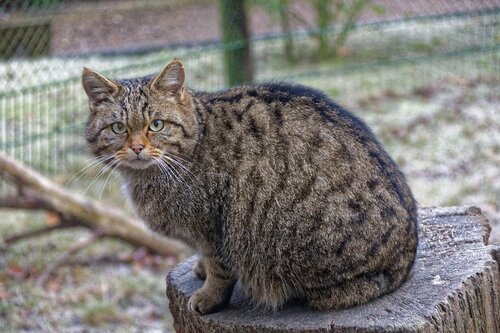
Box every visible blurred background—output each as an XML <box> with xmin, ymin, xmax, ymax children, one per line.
<box><xmin>0</xmin><ymin>0</ymin><xmax>499</xmax><ymax>331</ymax></box>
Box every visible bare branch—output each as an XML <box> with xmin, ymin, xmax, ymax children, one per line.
<box><xmin>0</xmin><ymin>192</ymin><xmax>55</xmax><ymax>210</ymax></box>
<box><xmin>4</xmin><ymin>223</ymin><xmax>79</xmax><ymax>244</ymax></box>
<box><xmin>35</xmin><ymin>231</ymin><xmax>104</xmax><ymax>287</ymax></box>
<box><xmin>0</xmin><ymin>151</ymin><xmax>188</xmax><ymax>257</ymax></box>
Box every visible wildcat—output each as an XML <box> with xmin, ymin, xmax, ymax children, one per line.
<box><xmin>82</xmin><ymin>59</ymin><xmax>418</xmax><ymax>315</ymax></box>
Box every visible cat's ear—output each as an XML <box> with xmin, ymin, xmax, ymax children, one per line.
<box><xmin>150</xmin><ymin>59</ymin><xmax>187</xmax><ymax>101</ymax></box>
<box><xmin>82</xmin><ymin>67</ymin><xmax>120</xmax><ymax>106</ymax></box>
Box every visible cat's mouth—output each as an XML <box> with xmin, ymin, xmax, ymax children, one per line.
<box><xmin>124</xmin><ymin>156</ymin><xmax>154</xmax><ymax>170</ymax></box>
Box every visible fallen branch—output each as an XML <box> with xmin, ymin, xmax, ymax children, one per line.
<box><xmin>0</xmin><ymin>193</ymin><xmax>52</xmax><ymax>210</ymax></box>
<box><xmin>0</xmin><ymin>151</ymin><xmax>188</xmax><ymax>257</ymax></box>
<box><xmin>36</xmin><ymin>230</ymin><xmax>104</xmax><ymax>286</ymax></box>
<box><xmin>4</xmin><ymin>223</ymin><xmax>78</xmax><ymax>244</ymax></box>
<box><xmin>1</xmin><ymin>192</ymin><xmax>83</xmax><ymax>244</ymax></box>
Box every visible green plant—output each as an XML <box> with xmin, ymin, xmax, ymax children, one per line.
<box><xmin>251</xmin><ymin>0</ymin><xmax>295</xmax><ymax>62</ymax></box>
<box><xmin>251</xmin><ymin>0</ymin><xmax>385</xmax><ymax>62</ymax></box>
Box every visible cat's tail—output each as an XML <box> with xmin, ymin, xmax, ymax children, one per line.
<box><xmin>306</xmin><ymin>252</ymin><xmax>413</xmax><ymax>310</ymax></box>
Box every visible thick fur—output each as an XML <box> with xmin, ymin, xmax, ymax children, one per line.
<box><xmin>83</xmin><ymin>60</ymin><xmax>418</xmax><ymax>314</ymax></box>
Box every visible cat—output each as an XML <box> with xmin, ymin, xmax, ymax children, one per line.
<box><xmin>82</xmin><ymin>59</ymin><xmax>418</xmax><ymax>315</ymax></box>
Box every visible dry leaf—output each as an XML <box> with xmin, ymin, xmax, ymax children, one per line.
<box><xmin>46</xmin><ymin>279</ymin><xmax>61</xmax><ymax>292</ymax></box>
<box><xmin>7</xmin><ymin>263</ymin><xmax>26</xmax><ymax>279</ymax></box>
<box><xmin>0</xmin><ymin>281</ymin><xmax>11</xmax><ymax>301</ymax></box>
<box><xmin>45</xmin><ymin>212</ymin><xmax>61</xmax><ymax>227</ymax></box>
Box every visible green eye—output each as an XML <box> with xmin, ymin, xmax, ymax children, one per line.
<box><xmin>149</xmin><ymin>119</ymin><xmax>164</xmax><ymax>132</ymax></box>
<box><xmin>111</xmin><ymin>122</ymin><xmax>127</xmax><ymax>134</ymax></box>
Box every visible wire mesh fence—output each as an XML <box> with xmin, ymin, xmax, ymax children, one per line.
<box><xmin>0</xmin><ymin>0</ymin><xmax>499</xmax><ymax>199</ymax></box>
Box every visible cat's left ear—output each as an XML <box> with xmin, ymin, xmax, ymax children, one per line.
<box><xmin>150</xmin><ymin>59</ymin><xmax>187</xmax><ymax>102</ymax></box>
<box><xmin>82</xmin><ymin>67</ymin><xmax>121</xmax><ymax>106</ymax></box>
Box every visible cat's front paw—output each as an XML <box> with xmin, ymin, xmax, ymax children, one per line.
<box><xmin>188</xmin><ymin>288</ymin><xmax>228</xmax><ymax>315</ymax></box>
<box><xmin>193</xmin><ymin>258</ymin><xmax>206</xmax><ymax>280</ymax></box>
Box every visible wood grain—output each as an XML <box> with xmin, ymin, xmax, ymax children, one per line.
<box><xmin>166</xmin><ymin>206</ymin><xmax>500</xmax><ymax>333</ymax></box>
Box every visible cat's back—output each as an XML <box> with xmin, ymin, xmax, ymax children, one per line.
<box><xmin>197</xmin><ymin>82</ymin><xmax>372</xmax><ymax>140</ymax></box>
<box><xmin>194</xmin><ymin>83</ymin><xmax>417</xmax><ymax>301</ymax></box>
<box><xmin>196</xmin><ymin>82</ymin><xmax>402</xmax><ymax>190</ymax></box>
<box><xmin>196</xmin><ymin>82</ymin><xmax>376</xmax><ymax>170</ymax></box>
<box><xmin>195</xmin><ymin>83</ymin><xmax>416</xmax><ymax>224</ymax></box>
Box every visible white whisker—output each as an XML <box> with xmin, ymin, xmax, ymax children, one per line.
<box><xmin>98</xmin><ymin>160</ymin><xmax>122</xmax><ymax>200</ymax></box>
<box><xmin>163</xmin><ymin>151</ymin><xmax>193</xmax><ymax>166</ymax></box>
<box><xmin>157</xmin><ymin>158</ymin><xmax>183</xmax><ymax>183</ymax></box>
<box><xmin>162</xmin><ymin>153</ymin><xmax>198</xmax><ymax>180</ymax></box>
<box><xmin>160</xmin><ymin>155</ymin><xmax>189</xmax><ymax>185</ymax></box>
<box><xmin>85</xmin><ymin>157</ymin><xmax>120</xmax><ymax>194</ymax></box>
<box><xmin>153</xmin><ymin>157</ymin><xmax>175</xmax><ymax>183</ymax></box>
<box><xmin>66</xmin><ymin>154</ymin><xmax>114</xmax><ymax>185</ymax></box>
<box><xmin>154</xmin><ymin>156</ymin><xmax>194</xmax><ymax>194</ymax></box>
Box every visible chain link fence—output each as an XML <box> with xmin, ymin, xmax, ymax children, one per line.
<box><xmin>0</xmin><ymin>0</ymin><xmax>499</xmax><ymax>197</ymax></box>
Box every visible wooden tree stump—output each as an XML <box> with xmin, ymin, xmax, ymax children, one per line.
<box><xmin>166</xmin><ymin>206</ymin><xmax>500</xmax><ymax>333</ymax></box>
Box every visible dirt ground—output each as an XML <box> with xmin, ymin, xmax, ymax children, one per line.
<box><xmin>49</xmin><ymin>0</ymin><xmax>497</xmax><ymax>55</ymax></box>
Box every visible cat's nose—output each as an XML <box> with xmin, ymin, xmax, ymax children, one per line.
<box><xmin>131</xmin><ymin>144</ymin><xmax>144</xmax><ymax>155</ymax></box>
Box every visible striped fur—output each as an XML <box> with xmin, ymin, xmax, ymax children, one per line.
<box><xmin>83</xmin><ymin>60</ymin><xmax>418</xmax><ymax>314</ymax></box>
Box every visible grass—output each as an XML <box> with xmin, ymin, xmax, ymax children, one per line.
<box><xmin>0</xmin><ymin>12</ymin><xmax>499</xmax><ymax>332</ymax></box>
<box><xmin>0</xmin><ymin>212</ymin><xmax>177</xmax><ymax>331</ymax></box>
<box><xmin>80</xmin><ymin>301</ymin><xmax>124</xmax><ymax>326</ymax></box>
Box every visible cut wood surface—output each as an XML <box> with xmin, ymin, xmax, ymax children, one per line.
<box><xmin>0</xmin><ymin>151</ymin><xmax>188</xmax><ymax>256</ymax></box>
<box><xmin>166</xmin><ymin>206</ymin><xmax>500</xmax><ymax>333</ymax></box>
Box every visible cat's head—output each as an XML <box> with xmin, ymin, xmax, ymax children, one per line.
<box><xmin>82</xmin><ymin>60</ymin><xmax>198</xmax><ymax>172</ymax></box>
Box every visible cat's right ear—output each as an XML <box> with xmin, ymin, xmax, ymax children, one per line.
<box><xmin>150</xmin><ymin>60</ymin><xmax>187</xmax><ymax>102</ymax></box>
<box><xmin>82</xmin><ymin>67</ymin><xmax>120</xmax><ymax>106</ymax></box>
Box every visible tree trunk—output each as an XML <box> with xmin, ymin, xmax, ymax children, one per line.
<box><xmin>279</xmin><ymin>0</ymin><xmax>294</xmax><ymax>62</ymax></box>
<box><xmin>0</xmin><ymin>151</ymin><xmax>188</xmax><ymax>256</ymax></box>
<box><xmin>166</xmin><ymin>206</ymin><xmax>500</xmax><ymax>332</ymax></box>
<box><xmin>219</xmin><ymin>0</ymin><xmax>253</xmax><ymax>85</ymax></box>
<box><xmin>315</xmin><ymin>0</ymin><xmax>331</xmax><ymax>61</ymax></box>
<box><xmin>331</xmin><ymin>0</ymin><xmax>368</xmax><ymax>57</ymax></box>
